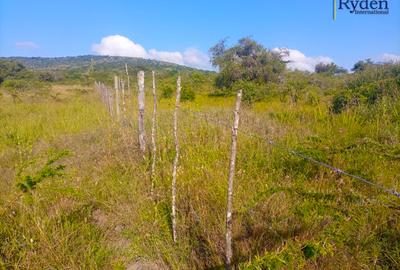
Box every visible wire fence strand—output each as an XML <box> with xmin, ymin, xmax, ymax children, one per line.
<box><xmin>267</xmin><ymin>139</ymin><xmax>400</xmax><ymax>199</ymax></box>
<box><xmin>184</xmin><ymin>109</ymin><xmax>400</xmax><ymax>199</ymax></box>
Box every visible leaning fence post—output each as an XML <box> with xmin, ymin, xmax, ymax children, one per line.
<box><xmin>104</xmin><ymin>85</ymin><xmax>110</xmax><ymax>115</ymax></box>
<box><xmin>114</xmin><ymin>76</ymin><xmax>120</xmax><ymax>122</ymax></box>
<box><xmin>125</xmin><ymin>63</ymin><xmax>131</xmax><ymax>97</ymax></box>
<box><xmin>121</xmin><ymin>79</ymin><xmax>126</xmax><ymax>118</ymax></box>
<box><xmin>137</xmin><ymin>71</ymin><xmax>146</xmax><ymax>153</ymax></box>
<box><xmin>100</xmin><ymin>83</ymin><xmax>105</xmax><ymax>105</ymax></box>
<box><xmin>108</xmin><ymin>85</ymin><xmax>114</xmax><ymax>119</ymax></box>
<box><xmin>225</xmin><ymin>89</ymin><xmax>242</xmax><ymax>270</ymax></box>
<box><xmin>150</xmin><ymin>71</ymin><xmax>157</xmax><ymax>198</ymax></box>
<box><xmin>171</xmin><ymin>76</ymin><xmax>181</xmax><ymax>243</ymax></box>
<box><xmin>101</xmin><ymin>83</ymin><xmax>108</xmax><ymax>115</ymax></box>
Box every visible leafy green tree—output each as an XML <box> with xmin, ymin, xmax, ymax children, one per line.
<box><xmin>209</xmin><ymin>38</ymin><xmax>286</xmax><ymax>89</ymax></box>
<box><xmin>315</xmin><ymin>62</ymin><xmax>347</xmax><ymax>75</ymax></box>
<box><xmin>352</xmin><ymin>59</ymin><xmax>374</xmax><ymax>72</ymax></box>
<box><xmin>0</xmin><ymin>60</ymin><xmax>27</xmax><ymax>84</ymax></box>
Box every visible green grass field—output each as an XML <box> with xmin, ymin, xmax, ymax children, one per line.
<box><xmin>0</xmin><ymin>82</ymin><xmax>399</xmax><ymax>269</ymax></box>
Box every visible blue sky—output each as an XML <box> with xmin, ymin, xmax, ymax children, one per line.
<box><xmin>0</xmin><ymin>0</ymin><xmax>399</xmax><ymax>70</ymax></box>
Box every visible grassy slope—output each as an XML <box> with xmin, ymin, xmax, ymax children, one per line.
<box><xmin>0</xmin><ymin>55</ymin><xmax>188</xmax><ymax>70</ymax></box>
<box><xmin>0</xmin><ymin>83</ymin><xmax>399</xmax><ymax>269</ymax></box>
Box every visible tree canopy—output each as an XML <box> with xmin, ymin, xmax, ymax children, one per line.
<box><xmin>315</xmin><ymin>62</ymin><xmax>347</xmax><ymax>75</ymax></box>
<box><xmin>0</xmin><ymin>60</ymin><xmax>27</xmax><ymax>84</ymax></box>
<box><xmin>352</xmin><ymin>59</ymin><xmax>374</xmax><ymax>72</ymax></box>
<box><xmin>209</xmin><ymin>38</ymin><xmax>286</xmax><ymax>88</ymax></box>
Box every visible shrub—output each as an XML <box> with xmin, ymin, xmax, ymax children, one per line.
<box><xmin>17</xmin><ymin>150</ymin><xmax>69</xmax><ymax>192</ymax></box>
<box><xmin>232</xmin><ymin>80</ymin><xmax>265</xmax><ymax>104</ymax></box>
<box><xmin>331</xmin><ymin>93</ymin><xmax>349</xmax><ymax>114</ymax></box>
<box><xmin>208</xmin><ymin>89</ymin><xmax>230</xmax><ymax>97</ymax></box>
<box><xmin>331</xmin><ymin>71</ymin><xmax>400</xmax><ymax>114</ymax></box>
<box><xmin>0</xmin><ymin>60</ymin><xmax>27</xmax><ymax>84</ymax></box>
<box><xmin>2</xmin><ymin>79</ymin><xmax>30</xmax><ymax>92</ymax></box>
<box><xmin>2</xmin><ymin>79</ymin><xmax>50</xmax><ymax>92</ymax></box>
<box><xmin>38</xmin><ymin>71</ymin><xmax>55</xmax><ymax>82</ymax></box>
<box><xmin>161</xmin><ymin>85</ymin><xmax>174</xmax><ymax>99</ymax></box>
<box><xmin>181</xmin><ymin>86</ymin><xmax>195</xmax><ymax>102</ymax></box>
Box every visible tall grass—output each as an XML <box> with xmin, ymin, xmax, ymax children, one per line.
<box><xmin>0</xmin><ymin>84</ymin><xmax>399</xmax><ymax>269</ymax></box>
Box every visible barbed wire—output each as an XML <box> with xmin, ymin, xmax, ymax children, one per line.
<box><xmin>267</xmin><ymin>139</ymin><xmax>400</xmax><ymax>199</ymax></box>
<box><xmin>184</xmin><ymin>109</ymin><xmax>400</xmax><ymax>199</ymax></box>
<box><xmin>93</xmin><ymin>85</ymin><xmax>400</xmax><ymax>200</ymax></box>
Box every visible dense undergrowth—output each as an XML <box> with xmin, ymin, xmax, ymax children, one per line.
<box><xmin>0</xmin><ymin>72</ymin><xmax>399</xmax><ymax>269</ymax></box>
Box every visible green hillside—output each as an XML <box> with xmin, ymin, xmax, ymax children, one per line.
<box><xmin>0</xmin><ymin>55</ymin><xmax>197</xmax><ymax>71</ymax></box>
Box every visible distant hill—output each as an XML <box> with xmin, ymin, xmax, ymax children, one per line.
<box><xmin>0</xmin><ymin>55</ymin><xmax>215</xmax><ymax>88</ymax></box>
<box><xmin>0</xmin><ymin>55</ymin><xmax>209</xmax><ymax>72</ymax></box>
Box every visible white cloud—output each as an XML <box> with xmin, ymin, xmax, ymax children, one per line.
<box><xmin>92</xmin><ymin>35</ymin><xmax>212</xmax><ymax>70</ymax></box>
<box><xmin>148</xmin><ymin>49</ymin><xmax>184</xmax><ymax>65</ymax></box>
<box><xmin>380</xmin><ymin>53</ymin><xmax>400</xmax><ymax>63</ymax></box>
<box><xmin>15</xmin><ymin>41</ymin><xmax>39</xmax><ymax>49</ymax></box>
<box><xmin>92</xmin><ymin>35</ymin><xmax>148</xmax><ymax>58</ymax></box>
<box><xmin>273</xmin><ymin>48</ymin><xmax>333</xmax><ymax>72</ymax></box>
<box><xmin>182</xmin><ymin>48</ymin><xmax>211</xmax><ymax>70</ymax></box>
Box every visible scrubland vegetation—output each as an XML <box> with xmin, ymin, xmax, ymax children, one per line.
<box><xmin>0</xmin><ymin>38</ymin><xmax>399</xmax><ymax>269</ymax></box>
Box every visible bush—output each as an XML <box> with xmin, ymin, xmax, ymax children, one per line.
<box><xmin>17</xmin><ymin>150</ymin><xmax>69</xmax><ymax>192</ymax></box>
<box><xmin>331</xmin><ymin>93</ymin><xmax>349</xmax><ymax>114</ymax></box>
<box><xmin>0</xmin><ymin>60</ymin><xmax>27</xmax><ymax>84</ymax></box>
<box><xmin>2</xmin><ymin>79</ymin><xmax>30</xmax><ymax>92</ymax></box>
<box><xmin>2</xmin><ymin>79</ymin><xmax>50</xmax><ymax>92</ymax></box>
<box><xmin>234</xmin><ymin>81</ymin><xmax>265</xmax><ymax>104</ymax></box>
<box><xmin>331</xmin><ymin>72</ymin><xmax>400</xmax><ymax>114</ymax></box>
<box><xmin>38</xmin><ymin>71</ymin><xmax>55</xmax><ymax>82</ymax></box>
<box><xmin>161</xmin><ymin>85</ymin><xmax>174</xmax><ymax>99</ymax></box>
<box><xmin>181</xmin><ymin>86</ymin><xmax>195</xmax><ymax>102</ymax></box>
<box><xmin>208</xmin><ymin>89</ymin><xmax>231</xmax><ymax>97</ymax></box>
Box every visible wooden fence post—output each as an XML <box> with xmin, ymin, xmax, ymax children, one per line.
<box><xmin>121</xmin><ymin>79</ymin><xmax>126</xmax><ymax>116</ymax></box>
<box><xmin>137</xmin><ymin>71</ymin><xmax>146</xmax><ymax>153</ymax></box>
<box><xmin>150</xmin><ymin>71</ymin><xmax>157</xmax><ymax>198</ymax></box>
<box><xmin>104</xmin><ymin>84</ymin><xmax>108</xmax><ymax>111</ymax></box>
<box><xmin>103</xmin><ymin>84</ymin><xmax>108</xmax><ymax>115</ymax></box>
<box><xmin>114</xmin><ymin>76</ymin><xmax>120</xmax><ymax>122</ymax></box>
<box><xmin>108</xmin><ymin>85</ymin><xmax>114</xmax><ymax>119</ymax></box>
<box><xmin>125</xmin><ymin>63</ymin><xmax>131</xmax><ymax>97</ymax></box>
<box><xmin>225</xmin><ymin>89</ymin><xmax>242</xmax><ymax>269</ymax></box>
<box><xmin>101</xmin><ymin>83</ymin><xmax>108</xmax><ymax>116</ymax></box>
<box><xmin>171</xmin><ymin>76</ymin><xmax>181</xmax><ymax>243</ymax></box>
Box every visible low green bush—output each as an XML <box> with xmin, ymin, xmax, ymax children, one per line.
<box><xmin>181</xmin><ymin>86</ymin><xmax>195</xmax><ymax>102</ymax></box>
<box><xmin>161</xmin><ymin>85</ymin><xmax>174</xmax><ymax>99</ymax></box>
